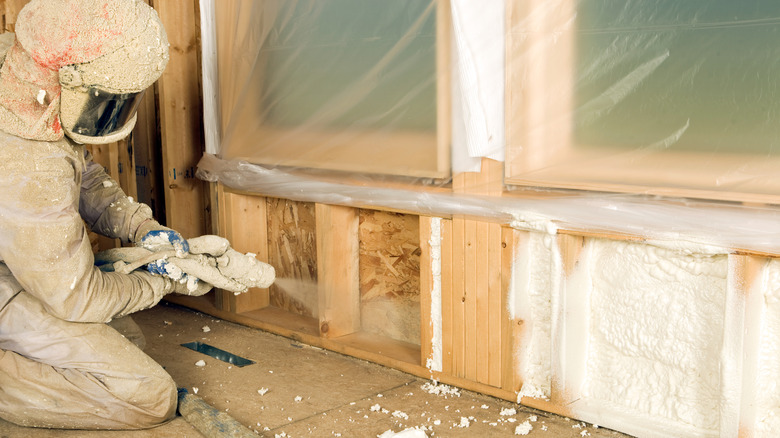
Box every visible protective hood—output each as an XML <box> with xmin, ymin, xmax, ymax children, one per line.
<box><xmin>0</xmin><ymin>0</ymin><xmax>169</xmax><ymax>142</ymax></box>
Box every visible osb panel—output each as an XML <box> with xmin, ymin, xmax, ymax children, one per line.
<box><xmin>359</xmin><ymin>210</ymin><xmax>421</xmax><ymax>345</ymax></box>
<box><xmin>267</xmin><ymin>199</ymin><xmax>318</xmax><ymax>318</ymax></box>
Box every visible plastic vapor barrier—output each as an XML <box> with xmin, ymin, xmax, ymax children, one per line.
<box><xmin>505</xmin><ymin>0</ymin><xmax>780</xmax><ymax>200</ymax></box>
<box><xmin>198</xmin><ymin>0</ymin><xmax>780</xmax><ymax>254</ymax></box>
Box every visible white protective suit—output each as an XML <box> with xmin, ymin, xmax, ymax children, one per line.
<box><xmin>0</xmin><ymin>0</ymin><xmax>206</xmax><ymax>430</ymax></box>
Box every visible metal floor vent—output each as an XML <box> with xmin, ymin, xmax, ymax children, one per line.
<box><xmin>180</xmin><ymin>342</ymin><xmax>255</xmax><ymax>367</ymax></box>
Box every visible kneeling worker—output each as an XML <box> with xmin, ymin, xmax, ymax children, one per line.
<box><xmin>0</xmin><ymin>0</ymin><xmax>213</xmax><ymax>429</ymax></box>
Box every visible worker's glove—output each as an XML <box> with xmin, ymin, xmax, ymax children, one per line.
<box><xmin>140</xmin><ymin>256</ymin><xmax>214</xmax><ymax>296</ymax></box>
<box><xmin>96</xmin><ymin>235</ymin><xmax>275</xmax><ymax>295</ymax></box>
<box><xmin>147</xmin><ymin>256</ymin><xmax>203</xmax><ymax>293</ymax></box>
<box><xmin>169</xmin><ymin>276</ymin><xmax>213</xmax><ymax>297</ymax></box>
<box><xmin>134</xmin><ymin>220</ymin><xmax>189</xmax><ymax>257</ymax></box>
<box><xmin>147</xmin><ymin>256</ymin><xmax>185</xmax><ymax>277</ymax></box>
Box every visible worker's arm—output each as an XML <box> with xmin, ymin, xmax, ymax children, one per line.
<box><xmin>0</xmin><ymin>139</ymin><xmax>182</xmax><ymax>323</ymax></box>
<box><xmin>79</xmin><ymin>149</ymin><xmax>185</xmax><ymax>247</ymax></box>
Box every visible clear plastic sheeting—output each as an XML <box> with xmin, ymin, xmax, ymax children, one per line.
<box><xmin>574</xmin><ymin>2</ymin><xmax>780</xmax><ymax>155</ymax></box>
<box><xmin>198</xmin><ymin>154</ymin><xmax>780</xmax><ymax>256</ymax></box>
<box><xmin>207</xmin><ymin>0</ymin><xmax>504</xmax><ymax>178</ymax></box>
<box><xmin>213</xmin><ymin>0</ymin><xmax>448</xmax><ymax>180</ymax></box>
<box><xmin>198</xmin><ymin>0</ymin><xmax>780</xmax><ymax>254</ymax></box>
<box><xmin>506</xmin><ymin>0</ymin><xmax>780</xmax><ymax>201</ymax></box>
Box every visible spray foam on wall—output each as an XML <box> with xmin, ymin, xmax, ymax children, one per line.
<box><xmin>504</xmin><ymin>222</ymin><xmax>780</xmax><ymax>437</ymax></box>
<box><xmin>509</xmin><ymin>230</ymin><xmax>556</xmax><ymax>401</ymax></box>
<box><xmin>426</xmin><ymin>217</ymin><xmax>443</xmax><ymax>372</ymax></box>
<box><xmin>755</xmin><ymin>259</ymin><xmax>780</xmax><ymax>436</ymax></box>
<box><xmin>578</xmin><ymin>238</ymin><xmax>727</xmax><ymax>436</ymax></box>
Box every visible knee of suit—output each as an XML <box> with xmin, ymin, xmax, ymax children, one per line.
<box><xmin>111</xmin><ymin>372</ymin><xmax>178</xmax><ymax>428</ymax></box>
<box><xmin>139</xmin><ymin>374</ymin><xmax>178</xmax><ymax>426</ymax></box>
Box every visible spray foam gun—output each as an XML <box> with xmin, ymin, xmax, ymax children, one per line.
<box><xmin>95</xmin><ymin>235</ymin><xmax>275</xmax><ymax>294</ymax></box>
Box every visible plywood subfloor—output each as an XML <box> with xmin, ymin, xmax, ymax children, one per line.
<box><xmin>0</xmin><ymin>303</ymin><xmax>631</xmax><ymax>437</ymax></box>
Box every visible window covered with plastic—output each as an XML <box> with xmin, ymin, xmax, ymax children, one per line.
<box><xmin>212</xmin><ymin>0</ymin><xmax>449</xmax><ymax>179</ymax></box>
<box><xmin>198</xmin><ymin>0</ymin><xmax>780</xmax><ymax>255</ymax></box>
<box><xmin>506</xmin><ymin>0</ymin><xmax>780</xmax><ymax>202</ymax></box>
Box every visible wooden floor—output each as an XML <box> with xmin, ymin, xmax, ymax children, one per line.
<box><xmin>0</xmin><ymin>302</ymin><xmax>632</xmax><ymax>437</ymax></box>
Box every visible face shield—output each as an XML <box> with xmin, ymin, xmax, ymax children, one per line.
<box><xmin>59</xmin><ymin>76</ymin><xmax>146</xmax><ymax>144</ymax></box>
<box><xmin>58</xmin><ymin>11</ymin><xmax>169</xmax><ymax>145</ymax></box>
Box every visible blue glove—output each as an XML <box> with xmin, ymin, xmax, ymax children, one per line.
<box><xmin>147</xmin><ymin>258</ymin><xmax>211</xmax><ymax>296</ymax></box>
<box><xmin>140</xmin><ymin>229</ymin><xmax>190</xmax><ymax>256</ymax></box>
<box><xmin>146</xmin><ymin>257</ymin><xmax>197</xmax><ymax>284</ymax></box>
<box><xmin>147</xmin><ymin>258</ymin><xmax>177</xmax><ymax>276</ymax></box>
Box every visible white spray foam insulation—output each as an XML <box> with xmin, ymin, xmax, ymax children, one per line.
<box><xmin>427</xmin><ymin>217</ymin><xmax>443</xmax><ymax>372</ymax></box>
<box><xmin>510</xmin><ymin>231</ymin><xmax>555</xmax><ymax>400</ymax></box>
<box><xmin>755</xmin><ymin>259</ymin><xmax>780</xmax><ymax>437</ymax></box>
<box><xmin>578</xmin><ymin>238</ymin><xmax>728</xmax><ymax>435</ymax></box>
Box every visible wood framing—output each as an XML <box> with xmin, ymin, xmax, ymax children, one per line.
<box><xmin>1</xmin><ymin>0</ymin><xmax>27</xmax><ymax>31</ymax></box>
<box><xmin>551</xmin><ymin>233</ymin><xmax>586</xmax><ymax>406</ymax></box>
<box><xmin>500</xmin><ymin>227</ymin><xmax>521</xmax><ymax>393</ymax></box>
<box><xmin>458</xmin><ymin>159</ymin><xmax>502</xmax><ymax>385</ymax></box>
<box><xmin>727</xmin><ymin>254</ymin><xmax>765</xmax><ymax>437</ymax></box>
<box><xmin>215</xmin><ymin>187</ymin><xmax>271</xmax><ymax>313</ymax></box>
<box><xmin>419</xmin><ymin>216</ymin><xmax>437</xmax><ymax>368</ymax></box>
<box><xmin>154</xmin><ymin>1</ymin><xmax>208</xmax><ymax>238</ymax></box>
<box><xmin>191</xmin><ymin>186</ymin><xmax>426</xmax><ymax>370</ymax></box>
<box><xmin>174</xmin><ymin>180</ymin><xmax>780</xmax><ymax>438</ymax></box>
<box><xmin>132</xmin><ymin>89</ymin><xmax>165</xmax><ymax>219</ymax></box>
<box><xmin>316</xmin><ymin>204</ymin><xmax>361</xmax><ymax>338</ymax></box>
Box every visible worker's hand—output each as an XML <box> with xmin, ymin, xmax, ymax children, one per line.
<box><xmin>169</xmin><ymin>276</ymin><xmax>213</xmax><ymax>297</ymax></box>
<box><xmin>147</xmin><ymin>257</ymin><xmax>183</xmax><ymax>277</ymax></box>
<box><xmin>147</xmin><ymin>258</ymin><xmax>206</xmax><ymax>296</ymax></box>
<box><xmin>187</xmin><ymin>235</ymin><xmax>231</xmax><ymax>257</ymax></box>
<box><xmin>136</xmin><ymin>225</ymin><xmax>189</xmax><ymax>257</ymax></box>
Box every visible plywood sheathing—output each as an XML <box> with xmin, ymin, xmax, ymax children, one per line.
<box><xmin>267</xmin><ymin>198</ymin><xmax>318</xmax><ymax>318</ymax></box>
<box><xmin>359</xmin><ymin>210</ymin><xmax>421</xmax><ymax>346</ymax></box>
